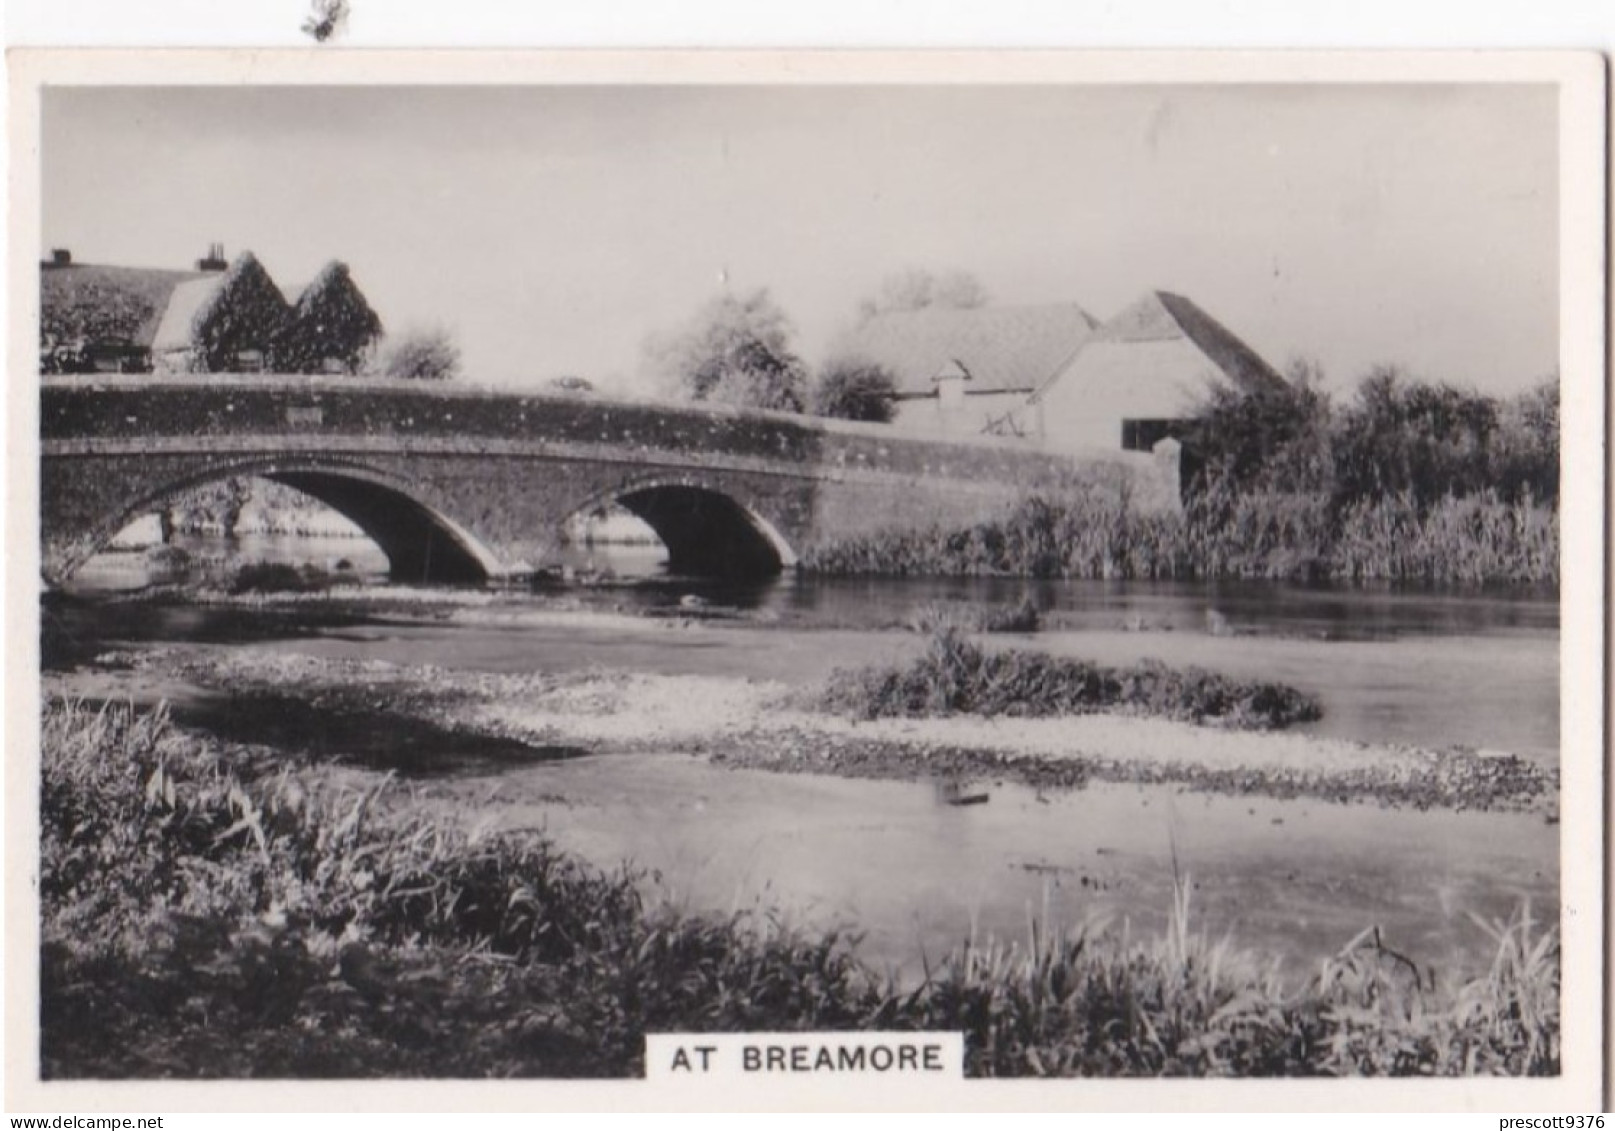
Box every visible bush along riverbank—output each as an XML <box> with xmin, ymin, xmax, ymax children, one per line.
<box><xmin>801</xmin><ymin>369</ymin><xmax>1560</xmax><ymax>586</ymax></box>
<box><xmin>42</xmin><ymin>697</ymin><xmax>1558</xmax><ymax>1078</ymax></box>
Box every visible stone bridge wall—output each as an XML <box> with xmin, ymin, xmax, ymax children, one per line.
<box><xmin>39</xmin><ymin>376</ymin><xmax>1180</xmax><ymax>583</ymax></box>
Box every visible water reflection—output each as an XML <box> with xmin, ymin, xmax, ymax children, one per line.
<box><xmin>59</xmin><ymin>530</ymin><xmax>1560</xmax><ymax>760</ymax></box>
<box><xmin>548</xmin><ymin>541</ymin><xmax>1558</xmax><ymax>642</ymax></box>
<box><xmin>547</xmin><ymin>538</ymin><xmax>1558</xmax><ymax>641</ymax></box>
<box><xmin>661</xmin><ymin>573</ymin><xmax>1559</xmax><ymax>641</ymax></box>
<box><xmin>77</xmin><ymin>529</ymin><xmax>1556</xmax><ymax>643</ymax></box>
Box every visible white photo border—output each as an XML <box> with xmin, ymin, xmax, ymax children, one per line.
<box><xmin>4</xmin><ymin>48</ymin><xmax>1606</xmax><ymax>1113</ymax></box>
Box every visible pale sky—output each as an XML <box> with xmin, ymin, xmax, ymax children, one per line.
<box><xmin>42</xmin><ymin>84</ymin><xmax>1558</xmax><ymax>397</ymax></box>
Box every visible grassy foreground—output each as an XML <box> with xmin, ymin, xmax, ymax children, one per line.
<box><xmin>41</xmin><ymin>698</ymin><xmax>1558</xmax><ymax>1079</ymax></box>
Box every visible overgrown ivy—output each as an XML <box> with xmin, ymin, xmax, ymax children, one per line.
<box><xmin>186</xmin><ymin>252</ymin><xmax>291</xmax><ymax>374</ymax></box>
<box><xmin>274</xmin><ymin>261</ymin><xmax>383</xmax><ymax>374</ymax></box>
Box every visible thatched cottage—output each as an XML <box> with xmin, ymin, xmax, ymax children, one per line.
<box><xmin>41</xmin><ymin>245</ymin><xmax>382</xmax><ymax>375</ymax></box>
<box><xmin>838</xmin><ymin>291</ymin><xmax>1285</xmax><ymax>453</ymax></box>
<box><xmin>39</xmin><ymin>246</ymin><xmax>214</xmax><ymax>373</ymax></box>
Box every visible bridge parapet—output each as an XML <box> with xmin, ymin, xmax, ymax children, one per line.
<box><xmin>42</xmin><ymin>376</ymin><xmax>824</xmax><ymax>465</ymax></box>
<box><xmin>39</xmin><ymin>376</ymin><xmax>1179</xmax><ymax>584</ymax></box>
<box><xmin>43</xmin><ymin>376</ymin><xmax>1172</xmax><ymax>493</ymax></box>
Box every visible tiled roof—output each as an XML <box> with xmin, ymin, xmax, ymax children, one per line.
<box><xmin>835</xmin><ymin>303</ymin><xmax>1100</xmax><ymax>396</ymax></box>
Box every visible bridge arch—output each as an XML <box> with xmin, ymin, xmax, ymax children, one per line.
<box><xmin>568</xmin><ymin>475</ymin><xmax>798</xmax><ymax>578</ymax></box>
<box><xmin>80</xmin><ymin>458</ymin><xmax>501</xmax><ymax>585</ymax></box>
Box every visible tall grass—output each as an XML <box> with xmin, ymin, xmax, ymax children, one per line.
<box><xmin>801</xmin><ymin>490</ymin><xmax>1192</xmax><ymax>580</ymax></box>
<box><xmin>816</xmin><ymin>627</ymin><xmax>1321</xmax><ymax>729</ymax></box>
<box><xmin>1329</xmin><ymin>492</ymin><xmax>1560</xmax><ymax>585</ymax></box>
<box><xmin>799</xmin><ymin>490</ymin><xmax>1558</xmax><ymax>585</ymax></box>
<box><xmin>909</xmin><ymin>875</ymin><xmax>1558</xmax><ymax>1076</ymax></box>
<box><xmin>40</xmin><ymin>698</ymin><xmax>1557</xmax><ymax>1078</ymax></box>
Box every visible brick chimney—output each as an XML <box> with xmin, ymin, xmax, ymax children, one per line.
<box><xmin>196</xmin><ymin>242</ymin><xmax>228</xmax><ymax>272</ymax></box>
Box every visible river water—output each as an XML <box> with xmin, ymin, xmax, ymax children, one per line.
<box><xmin>58</xmin><ymin>536</ymin><xmax>1561</xmax><ymax>979</ymax></box>
<box><xmin>70</xmin><ymin>533</ymin><xmax>1561</xmax><ymax>759</ymax></box>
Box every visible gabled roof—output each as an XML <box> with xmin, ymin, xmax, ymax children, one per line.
<box><xmin>281</xmin><ymin>263</ymin><xmax>340</xmax><ymax>307</ymax></box>
<box><xmin>835</xmin><ymin>303</ymin><xmax>1100</xmax><ymax>396</ymax></box>
<box><xmin>1084</xmin><ymin>290</ymin><xmax>1286</xmax><ymax>395</ymax></box>
<box><xmin>256</xmin><ymin>270</ymin><xmax>331</xmax><ymax>308</ymax></box>
<box><xmin>277</xmin><ymin>260</ymin><xmax>383</xmax><ymax>373</ymax></box>
<box><xmin>40</xmin><ymin>263</ymin><xmax>209</xmax><ymax>347</ymax></box>
<box><xmin>288</xmin><ymin>261</ymin><xmax>376</xmax><ymax>324</ymax></box>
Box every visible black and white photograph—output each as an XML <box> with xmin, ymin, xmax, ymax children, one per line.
<box><xmin>6</xmin><ymin>48</ymin><xmax>1606</xmax><ymax>1111</ymax></box>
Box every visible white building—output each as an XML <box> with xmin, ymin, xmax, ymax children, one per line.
<box><xmin>1023</xmin><ymin>291</ymin><xmax>1287</xmax><ymax>452</ymax></box>
<box><xmin>833</xmin><ymin>303</ymin><xmax>1099</xmax><ymax>439</ymax></box>
<box><xmin>833</xmin><ymin>291</ymin><xmax>1286</xmax><ymax>455</ymax></box>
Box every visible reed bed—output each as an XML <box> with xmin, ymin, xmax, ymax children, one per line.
<box><xmin>40</xmin><ymin>698</ymin><xmax>1557</xmax><ymax>1079</ymax></box>
<box><xmin>1329</xmin><ymin>492</ymin><xmax>1560</xmax><ymax>585</ymax></box>
<box><xmin>906</xmin><ymin>597</ymin><xmax>1043</xmax><ymax>634</ymax></box>
<box><xmin>816</xmin><ymin>627</ymin><xmax>1321</xmax><ymax>729</ymax></box>
<box><xmin>799</xmin><ymin>491</ymin><xmax>1558</xmax><ymax>586</ymax></box>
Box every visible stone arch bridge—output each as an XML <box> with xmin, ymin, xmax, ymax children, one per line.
<box><xmin>40</xmin><ymin>376</ymin><xmax>1181</xmax><ymax>586</ymax></box>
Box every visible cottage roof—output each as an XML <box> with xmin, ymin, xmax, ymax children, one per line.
<box><xmin>39</xmin><ymin>263</ymin><xmax>209</xmax><ymax>347</ymax></box>
<box><xmin>266</xmin><ymin>274</ymin><xmax>326</xmax><ymax>307</ymax></box>
<box><xmin>150</xmin><ymin>276</ymin><xmax>228</xmax><ymax>354</ymax></box>
<box><xmin>277</xmin><ymin>260</ymin><xmax>383</xmax><ymax>373</ymax></box>
<box><xmin>281</xmin><ymin>265</ymin><xmax>337</xmax><ymax>307</ymax></box>
<box><xmin>835</xmin><ymin>303</ymin><xmax>1100</xmax><ymax>396</ymax></box>
<box><xmin>288</xmin><ymin>261</ymin><xmax>376</xmax><ymax>322</ymax></box>
<box><xmin>1079</xmin><ymin>290</ymin><xmax>1285</xmax><ymax>395</ymax></box>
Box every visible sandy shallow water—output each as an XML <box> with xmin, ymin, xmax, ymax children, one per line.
<box><xmin>425</xmin><ymin>752</ymin><xmax>1556</xmax><ymax>981</ymax></box>
<box><xmin>46</xmin><ymin>615</ymin><xmax>1560</xmax><ymax>983</ymax></box>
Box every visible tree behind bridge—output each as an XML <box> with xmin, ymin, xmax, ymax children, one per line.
<box><xmin>812</xmin><ymin>355</ymin><xmax>898</xmax><ymax>423</ymax></box>
<box><xmin>376</xmin><ymin>326</ymin><xmax>461</xmax><ymax>381</ymax></box>
<box><xmin>855</xmin><ymin>268</ymin><xmax>990</xmax><ymax>324</ymax></box>
<box><xmin>642</xmin><ymin>288</ymin><xmax>808</xmax><ymax>413</ymax></box>
<box><xmin>1184</xmin><ymin>357</ymin><xmax>1335</xmax><ymax>498</ymax></box>
<box><xmin>1185</xmin><ymin>361</ymin><xmax>1559</xmax><ymax>510</ymax></box>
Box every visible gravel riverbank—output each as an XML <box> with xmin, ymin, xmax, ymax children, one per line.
<box><xmin>51</xmin><ymin>642</ymin><xmax>1556</xmax><ymax>814</ymax></box>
